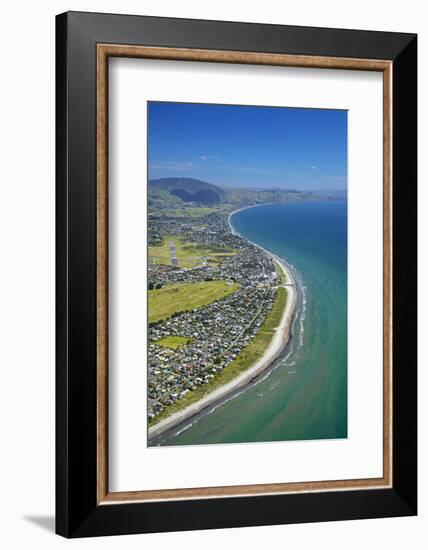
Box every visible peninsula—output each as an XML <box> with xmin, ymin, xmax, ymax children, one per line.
<box><xmin>145</xmin><ymin>178</ymin><xmax>322</xmax><ymax>442</ymax></box>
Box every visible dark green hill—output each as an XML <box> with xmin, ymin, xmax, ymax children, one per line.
<box><xmin>149</xmin><ymin>178</ymin><xmax>224</xmax><ymax>205</ymax></box>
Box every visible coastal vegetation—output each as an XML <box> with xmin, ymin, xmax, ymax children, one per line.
<box><xmin>148</xmin><ymin>280</ymin><xmax>239</xmax><ymax>323</ymax></box>
<box><xmin>149</xmin><ymin>286</ymin><xmax>287</xmax><ymax>426</ymax></box>
<box><xmin>275</xmin><ymin>261</ymin><xmax>288</xmax><ymax>285</ymax></box>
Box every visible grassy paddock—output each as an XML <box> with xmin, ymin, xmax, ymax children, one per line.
<box><xmin>149</xmin><ymin>286</ymin><xmax>288</xmax><ymax>426</ymax></box>
<box><xmin>148</xmin><ymin>280</ymin><xmax>239</xmax><ymax>323</ymax></box>
<box><xmin>155</xmin><ymin>336</ymin><xmax>191</xmax><ymax>349</ymax></box>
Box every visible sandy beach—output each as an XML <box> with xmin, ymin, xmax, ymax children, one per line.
<box><xmin>148</xmin><ymin>208</ymin><xmax>298</xmax><ymax>442</ymax></box>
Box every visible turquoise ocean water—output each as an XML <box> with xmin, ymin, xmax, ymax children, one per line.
<box><xmin>154</xmin><ymin>201</ymin><xmax>347</xmax><ymax>446</ymax></box>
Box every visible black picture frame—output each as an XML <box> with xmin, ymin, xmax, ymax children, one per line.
<box><xmin>56</xmin><ymin>11</ymin><xmax>417</xmax><ymax>538</ymax></box>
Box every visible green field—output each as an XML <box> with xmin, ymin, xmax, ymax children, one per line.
<box><xmin>148</xmin><ymin>280</ymin><xmax>239</xmax><ymax>324</ymax></box>
<box><xmin>148</xmin><ymin>203</ymin><xmax>234</xmax><ymax>219</ymax></box>
<box><xmin>149</xmin><ymin>287</ymin><xmax>288</xmax><ymax>426</ymax></box>
<box><xmin>151</xmin><ymin>206</ymin><xmax>218</xmax><ymax>218</ymax></box>
<box><xmin>149</xmin><ymin>235</ymin><xmax>236</xmax><ymax>269</ymax></box>
<box><xmin>275</xmin><ymin>260</ymin><xmax>288</xmax><ymax>285</ymax></box>
<box><xmin>155</xmin><ymin>336</ymin><xmax>191</xmax><ymax>349</ymax></box>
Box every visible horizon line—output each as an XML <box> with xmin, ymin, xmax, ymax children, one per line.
<box><xmin>148</xmin><ymin>176</ymin><xmax>347</xmax><ymax>193</ymax></box>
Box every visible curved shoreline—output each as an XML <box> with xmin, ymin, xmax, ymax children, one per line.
<box><xmin>148</xmin><ymin>206</ymin><xmax>298</xmax><ymax>443</ymax></box>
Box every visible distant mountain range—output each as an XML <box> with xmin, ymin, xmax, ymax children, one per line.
<box><xmin>310</xmin><ymin>188</ymin><xmax>348</xmax><ymax>199</ymax></box>
<box><xmin>149</xmin><ymin>177</ymin><xmax>347</xmax><ymax>209</ymax></box>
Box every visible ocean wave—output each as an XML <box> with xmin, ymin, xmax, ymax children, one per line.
<box><xmin>173</xmin><ymin>421</ymin><xmax>197</xmax><ymax>437</ymax></box>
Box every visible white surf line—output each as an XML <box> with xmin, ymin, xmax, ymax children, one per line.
<box><xmin>148</xmin><ymin>205</ymin><xmax>298</xmax><ymax>441</ymax></box>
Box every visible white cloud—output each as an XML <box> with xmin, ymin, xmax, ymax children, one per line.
<box><xmin>200</xmin><ymin>154</ymin><xmax>221</xmax><ymax>162</ymax></box>
<box><xmin>150</xmin><ymin>161</ymin><xmax>194</xmax><ymax>171</ymax></box>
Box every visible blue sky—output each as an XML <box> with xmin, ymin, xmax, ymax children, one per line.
<box><xmin>148</xmin><ymin>102</ymin><xmax>347</xmax><ymax>190</ymax></box>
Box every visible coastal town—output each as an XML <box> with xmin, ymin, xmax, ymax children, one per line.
<box><xmin>144</xmin><ymin>96</ymin><xmax>347</xmax><ymax>446</ymax></box>
<box><xmin>147</xmin><ymin>208</ymin><xmax>282</xmax><ymax>423</ymax></box>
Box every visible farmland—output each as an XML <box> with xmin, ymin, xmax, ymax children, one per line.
<box><xmin>148</xmin><ymin>280</ymin><xmax>239</xmax><ymax>323</ymax></box>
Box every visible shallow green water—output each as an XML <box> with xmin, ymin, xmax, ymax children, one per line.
<box><xmin>155</xmin><ymin>201</ymin><xmax>347</xmax><ymax>445</ymax></box>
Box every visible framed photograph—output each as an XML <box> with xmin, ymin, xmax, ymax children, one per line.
<box><xmin>56</xmin><ymin>11</ymin><xmax>417</xmax><ymax>537</ymax></box>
